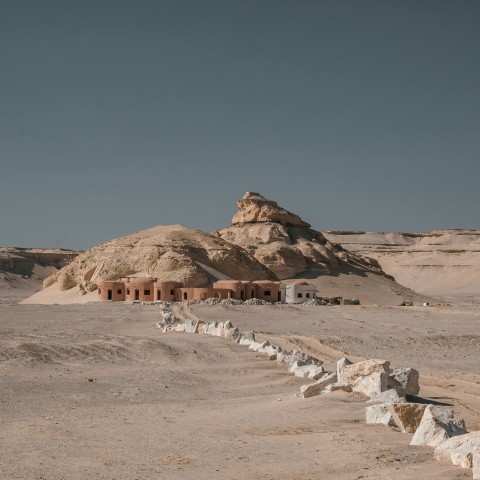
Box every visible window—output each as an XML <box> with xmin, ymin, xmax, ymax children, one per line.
<box><xmin>264</xmin><ymin>291</ymin><xmax>271</xmax><ymax>296</ymax></box>
<box><xmin>306</xmin><ymin>293</ymin><xmax>310</xmax><ymax>298</ymax></box>
<box><xmin>117</xmin><ymin>289</ymin><xmax>122</xmax><ymax>295</ymax></box>
<box><xmin>297</xmin><ymin>293</ymin><xmax>303</xmax><ymax>298</ymax></box>
<box><xmin>144</xmin><ymin>289</ymin><xmax>150</xmax><ymax>295</ymax></box>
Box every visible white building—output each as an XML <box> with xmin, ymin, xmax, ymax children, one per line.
<box><xmin>280</xmin><ymin>281</ymin><xmax>317</xmax><ymax>304</ymax></box>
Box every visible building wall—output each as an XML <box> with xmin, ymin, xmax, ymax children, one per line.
<box><xmin>124</xmin><ymin>279</ymin><xmax>154</xmax><ymax>302</ymax></box>
<box><xmin>153</xmin><ymin>281</ymin><xmax>182</xmax><ymax>302</ymax></box>
<box><xmin>282</xmin><ymin>283</ymin><xmax>317</xmax><ymax>303</ymax></box>
<box><xmin>98</xmin><ymin>281</ymin><xmax>126</xmax><ymax>301</ymax></box>
<box><xmin>97</xmin><ymin>278</ymin><xmax>280</xmax><ymax>303</ymax></box>
<box><xmin>253</xmin><ymin>281</ymin><xmax>281</xmax><ymax>302</ymax></box>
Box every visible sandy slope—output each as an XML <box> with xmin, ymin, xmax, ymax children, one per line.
<box><xmin>1</xmin><ymin>302</ymin><xmax>478</xmax><ymax>479</ymax></box>
<box><xmin>324</xmin><ymin>230</ymin><xmax>480</xmax><ymax>303</ymax></box>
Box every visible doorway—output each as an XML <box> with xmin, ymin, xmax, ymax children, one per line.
<box><xmin>107</xmin><ymin>289</ymin><xmax>112</xmax><ymax>300</ymax></box>
<box><xmin>135</xmin><ymin>290</ymin><xmax>140</xmax><ymax>301</ymax></box>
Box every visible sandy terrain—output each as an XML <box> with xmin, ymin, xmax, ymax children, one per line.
<box><xmin>324</xmin><ymin>230</ymin><xmax>480</xmax><ymax>304</ymax></box>
<box><xmin>1</xmin><ymin>302</ymin><xmax>478</xmax><ymax>479</ymax></box>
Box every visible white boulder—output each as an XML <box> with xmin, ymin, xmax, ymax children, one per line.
<box><xmin>300</xmin><ymin>372</ymin><xmax>337</xmax><ymax>398</ymax></box>
<box><xmin>410</xmin><ymin>405</ymin><xmax>467</xmax><ymax>448</ymax></box>
<box><xmin>337</xmin><ymin>359</ymin><xmax>390</xmax><ymax>398</ymax></box>
<box><xmin>366</xmin><ymin>403</ymin><xmax>397</xmax><ymax>427</ymax></box>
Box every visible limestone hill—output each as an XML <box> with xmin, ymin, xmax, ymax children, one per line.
<box><xmin>22</xmin><ymin>225</ymin><xmax>276</xmax><ymax>304</ymax></box>
<box><xmin>214</xmin><ymin>192</ymin><xmax>432</xmax><ymax>305</ymax></box>
<box><xmin>214</xmin><ymin>192</ymin><xmax>387</xmax><ymax>280</ymax></box>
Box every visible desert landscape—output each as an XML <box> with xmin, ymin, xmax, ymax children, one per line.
<box><xmin>1</xmin><ymin>193</ymin><xmax>480</xmax><ymax>479</ymax></box>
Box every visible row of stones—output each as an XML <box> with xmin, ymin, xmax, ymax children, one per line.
<box><xmin>158</xmin><ymin>317</ymin><xmax>480</xmax><ymax>479</ymax></box>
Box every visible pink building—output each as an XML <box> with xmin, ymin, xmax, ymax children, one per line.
<box><xmin>97</xmin><ymin>278</ymin><xmax>281</xmax><ymax>303</ymax></box>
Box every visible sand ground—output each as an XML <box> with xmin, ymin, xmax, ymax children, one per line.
<box><xmin>1</xmin><ymin>302</ymin><xmax>479</xmax><ymax>479</ymax></box>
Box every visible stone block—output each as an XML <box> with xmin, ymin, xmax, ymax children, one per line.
<box><xmin>388</xmin><ymin>367</ymin><xmax>420</xmax><ymax>396</ymax></box>
<box><xmin>387</xmin><ymin>403</ymin><xmax>427</xmax><ymax>433</ymax></box>
<box><xmin>300</xmin><ymin>372</ymin><xmax>337</xmax><ymax>398</ymax></box>
<box><xmin>324</xmin><ymin>382</ymin><xmax>352</xmax><ymax>393</ymax></box>
<box><xmin>337</xmin><ymin>359</ymin><xmax>390</xmax><ymax>398</ymax></box>
<box><xmin>410</xmin><ymin>405</ymin><xmax>467</xmax><ymax>448</ymax></box>
<box><xmin>366</xmin><ymin>404</ymin><xmax>397</xmax><ymax>427</ymax></box>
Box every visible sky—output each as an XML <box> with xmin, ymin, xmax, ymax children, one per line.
<box><xmin>1</xmin><ymin>0</ymin><xmax>479</xmax><ymax>249</ymax></box>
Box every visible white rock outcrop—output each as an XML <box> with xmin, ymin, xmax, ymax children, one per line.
<box><xmin>434</xmin><ymin>432</ymin><xmax>480</xmax><ymax>468</ymax></box>
<box><xmin>410</xmin><ymin>405</ymin><xmax>467</xmax><ymax>448</ymax></box>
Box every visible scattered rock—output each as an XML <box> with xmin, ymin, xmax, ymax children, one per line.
<box><xmin>290</xmin><ymin>362</ymin><xmax>325</xmax><ymax>380</ymax></box>
<box><xmin>473</xmin><ymin>447</ymin><xmax>480</xmax><ymax>480</ymax></box>
<box><xmin>366</xmin><ymin>404</ymin><xmax>397</xmax><ymax>427</ymax></box>
<box><xmin>388</xmin><ymin>367</ymin><xmax>420</xmax><ymax>396</ymax></box>
<box><xmin>324</xmin><ymin>382</ymin><xmax>352</xmax><ymax>393</ymax></box>
<box><xmin>336</xmin><ymin>357</ymin><xmax>353</xmax><ymax>377</ymax></box>
<box><xmin>238</xmin><ymin>331</ymin><xmax>256</xmax><ymax>345</ymax></box>
<box><xmin>367</xmin><ymin>389</ymin><xmax>405</xmax><ymax>405</ymax></box>
<box><xmin>387</xmin><ymin>403</ymin><xmax>428</xmax><ymax>433</ymax></box>
<box><xmin>337</xmin><ymin>359</ymin><xmax>390</xmax><ymax>398</ymax></box>
<box><xmin>410</xmin><ymin>405</ymin><xmax>467</xmax><ymax>448</ymax></box>
<box><xmin>300</xmin><ymin>372</ymin><xmax>337</xmax><ymax>398</ymax></box>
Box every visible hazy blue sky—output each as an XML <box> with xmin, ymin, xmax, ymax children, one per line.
<box><xmin>1</xmin><ymin>0</ymin><xmax>479</xmax><ymax>249</ymax></box>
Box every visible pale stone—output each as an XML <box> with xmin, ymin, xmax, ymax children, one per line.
<box><xmin>366</xmin><ymin>404</ymin><xmax>397</xmax><ymax>427</ymax></box>
<box><xmin>324</xmin><ymin>382</ymin><xmax>352</xmax><ymax>393</ymax></box>
<box><xmin>213</xmin><ymin>322</ymin><xmax>225</xmax><ymax>337</ymax></box>
<box><xmin>451</xmin><ymin>436</ymin><xmax>480</xmax><ymax>468</ymax></box>
<box><xmin>387</xmin><ymin>403</ymin><xmax>428</xmax><ymax>433</ymax></box>
<box><xmin>225</xmin><ymin>327</ymin><xmax>240</xmax><ymax>340</ymax></box>
<box><xmin>193</xmin><ymin>320</ymin><xmax>205</xmax><ymax>334</ymax></box>
<box><xmin>260</xmin><ymin>343</ymin><xmax>280</xmax><ymax>360</ymax></box>
<box><xmin>223</xmin><ymin>320</ymin><xmax>233</xmax><ymax>330</ymax></box>
<box><xmin>337</xmin><ymin>359</ymin><xmax>390</xmax><ymax>398</ymax></box>
<box><xmin>410</xmin><ymin>405</ymin><xmax>467</xmax><ymax>448</ymax></box>
<box><xmin>367</xmin><ymin>389</ymin><xmax>405</xmax><ymax>405</ymax></box>
<box><xmin>388</xmin><ymin>367</ymin><xmax>420</xmax><ymax>396</ymax></box>
<box><xmin>184</xmin><ymin>319</ymin><xmax>196</xmax><ymax>333</ymax></box>
<box><xmin>174</xmin><ymin>323</ymin><xmax>185</xmax><ymax>332</ymax></box>
<box><xmin>238</xmin><ymin>331</ymin><xmax>256</xmax><ymax>345</ymax></box>
<box><xmin>473</xmin><ymin>447</ymin><xmax>480</xmax><ymax>479</ymax></box>
<box><xmin>276</xmin><ymin>350</ymin><xmax>294</xmax><ymax>365</ymax></box>
<box><xmin>248</xmin><ymin>341</ymin><xmax>269</xmax><ymax>352</ymax></box>
<box><xmin>205</xmin><ymin>322</ymin><xmax>217</xmax><ymax>335</ymax></box>
<box><xmin>300</xmin><ymin>372</ymin><xmax>337</xmax><ymax>398</ymax></box>
<box><xmin>290</xmin><ymin>351</ymin><xmax>323</xmax><ymax>368</ymax></box>
<box><xmin>336</xmin><ymin>357</ymin><xmax>353</xmax><ymax>377</ymax></box>
<box><xmin>290</xmin><ymin>362</ymin><xmax>325</xmax><ymax>380</ymax></box>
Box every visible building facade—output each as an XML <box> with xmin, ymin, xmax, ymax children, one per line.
<box><xmin>97</xmin><ymin>277</ymin><xmax>282</xmax><ymax>303</ymax></box>
<box><xmin>280</xmin><ymin>281</ymin><xmax>317</xmax><ymax>304</ymax></box>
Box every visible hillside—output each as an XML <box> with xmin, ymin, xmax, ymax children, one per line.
<box><xmin>0</xmin><ymin>247</ymin><xmax>81</xmax><ymax>303</ymax></box>
<box><xmin>215</xmin><ymin>193</ymin><xmax>432</xmax><ymax>305</ymax></box>
<box><xmin>22</xmin><ymin>225</ymin><xmax>276</xmax><ymax>304</ymax></box>
<box><xmin>323</xmin><ymin>230</ymin><xmax>480</xmax><ymax>303</ymax></box>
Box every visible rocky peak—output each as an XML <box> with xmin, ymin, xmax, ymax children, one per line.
<box><xmin>231</xmin><ymin>192</ymin><xmax>311</xmax><ymax>227</ymax></box>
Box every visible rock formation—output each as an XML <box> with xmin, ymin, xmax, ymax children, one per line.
<box><xmin>323</xmin><ymin>229</ymin><xmax>480</xmax><ymax>303</ymax></box>
<box><xmin>0</xmin><ymin>247</ymin><xmax>81</xmax><ymax>301</ymax></box>
<box><xmin>215</xmin><ymin>192</ymin><xmax>387</xmax><ymax>280</ymax></box>
<box><xmin>41</xmin><ymin>224</ymin><xmax>276</xmax><ymax>295</ymax></box>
